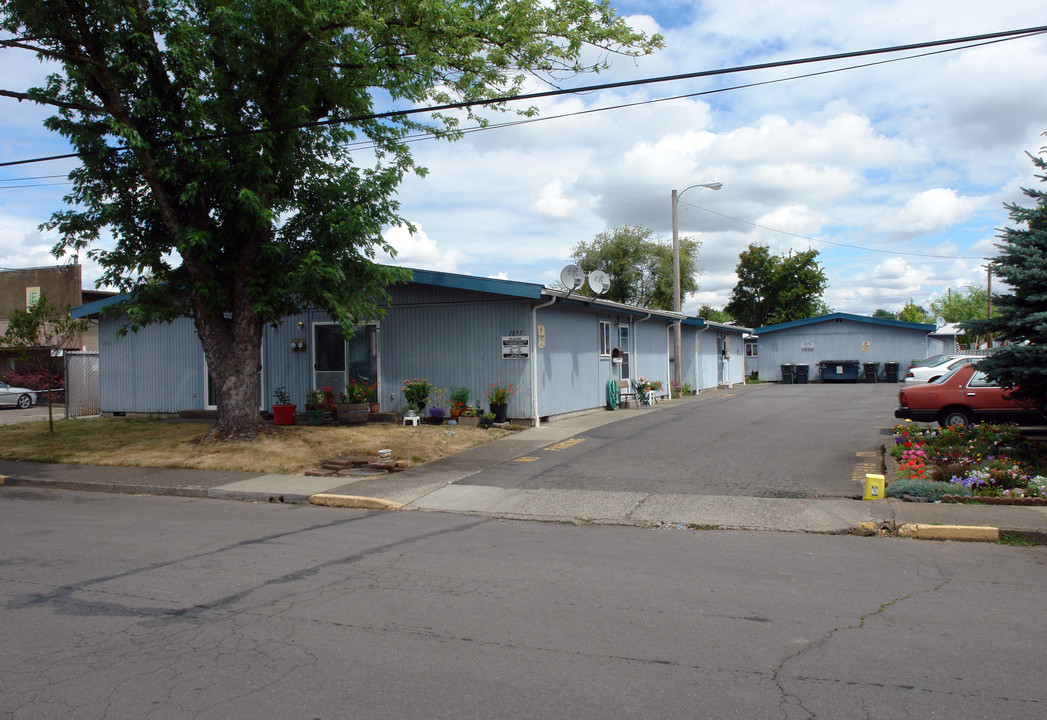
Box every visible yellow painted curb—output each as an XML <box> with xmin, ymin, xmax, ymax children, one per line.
<box><xmin>309</xmin><ymin>493</ymin><xmax>404</xmax><ymax>510</ymax></box>
<box><xmin>898</xmin><ymin>524</ymin><xmax>999</xmax><ymax>542</ymax></box>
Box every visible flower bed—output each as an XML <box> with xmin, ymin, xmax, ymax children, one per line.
<box><xmin>888</xmin><ymin>422</ymin><xmax>1047</xmax><ymax>503</ymax></box>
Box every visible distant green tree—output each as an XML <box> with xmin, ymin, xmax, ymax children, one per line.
<box><xmin>697</xmin><ymin>304</ymin><xmax>733</xmax><ymax>323</ymax></box>
<box><xmin>930</xmin><ymin>286</ymin><xmax>989</xmax><ymax>347</ymax></box>
<box><xmin>872</xmin><ymin>308</ymin><xmax>896</xmax><ymax>319</ymax></box>
<box><xmin>898</xmin><ymin>299</ymin><xmax>932</xmax><ymax>324</ymax></box>
<box><xmin>1</xmin><ymin>294</ymin><xmax>89</xmax><ymax>434</ymax></box>
<box><xmin>571</xmin><ymin>225</ymin><xmax>700</xmax><ymax>309</ymax></box>
<box><xmin>964</xmin><ymin>147</ymin><xmax>1047</xmax><ymax>408</ymax></box>
<box><xmin>725</xmin><ymin>244</ymin><xmax>827</xmax><ymax>328</ymax></box>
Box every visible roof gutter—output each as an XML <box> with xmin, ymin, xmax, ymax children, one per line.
<box><xmin>531</xmin><ymin>295</ymin><xmax>558</xmax><ymax>427</ymax></box>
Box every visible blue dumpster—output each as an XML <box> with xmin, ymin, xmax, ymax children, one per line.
<box><xmin>819</xmin><ymin>360</ymin><xmax>861</xmax><ymax>383</ymax></box>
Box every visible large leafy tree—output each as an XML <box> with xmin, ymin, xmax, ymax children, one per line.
<box><xmin>725</xmin><ymin>244</ymin><xmax>827</xmax><ymax>328</ymax></box>
<box><xmin>0</xmin><ymin>0</ymin><xmax>660</xmax><ymax>440</ymax></box>
<box><xmin>964</xmin><ymin>147</ymin><xmax>1047</xmax><ymax>408</ymax></box>
<box><xmin>570</xmin><ymin>225</ymin><xmax>699</xmax><ymax>310</ymax></box>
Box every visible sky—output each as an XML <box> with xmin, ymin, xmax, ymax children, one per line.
<box><xmin>1</xmin><ymin>1</ymin><xmax>1046</xmax><ymax>319</ymax></box>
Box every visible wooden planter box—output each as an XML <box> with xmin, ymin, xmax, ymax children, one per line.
<box><xmin>456</xmin><ymin>415</ymin><xmax>479</xmax><ymax>427</ymax></box>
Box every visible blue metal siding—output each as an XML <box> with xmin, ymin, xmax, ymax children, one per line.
<box><xmin>633</xmin><ymin>319</ymin><xmax>670</xmax><ymax>388</ymax></box>
<box><xmin>98</xmin><ymin>316</ymin><xmax>205</xmax><ymax>412</ymax></box>
<box><xmin>535</xmin><ymin>304</ymin><xmax>605</xmax><ymax>416</ymax></box>
<box><xmin>379</xmin><ymin>292</ymin><xmax>534</xmax><ymax>417</ymax></box>
<box><xmin>758</xmin><ymin>319</ymin><xmax>932</xmax><ymax>381</ymax></box>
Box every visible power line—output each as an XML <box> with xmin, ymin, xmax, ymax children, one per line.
<box><xmin>680</xmin><ymin>200</ymin><xmax>989</xmax><ymax>260</ymax></box>
<box><xmin>1</xmin><ymin>24</ymin><xmax>1044</xmax><ymax>169</ymax></box>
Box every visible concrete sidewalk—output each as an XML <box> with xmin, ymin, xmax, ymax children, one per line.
<box><xmin>2</xmin><ymin>398</ymin><xmax>1046</xmax><ymax>542</ymax></box>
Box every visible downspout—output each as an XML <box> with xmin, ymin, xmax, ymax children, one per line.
<box><xmin>633</xmin><ymin>312</ymin><xmax>651</xmax><ymax>389</ymax></box>
<box><xmin>666</xmin><ymin>324</ymin><xmax>673</xmax><ymax>399</ymax></box>
<box><xmin>695</xmin><ymin>324</ymin><xmax>711</xmax><ymax>392</ymax></box>
<box><xmin>531</xmin><ymin>295</ymin><xmax>558</xmax><ymax>428</ymax></box>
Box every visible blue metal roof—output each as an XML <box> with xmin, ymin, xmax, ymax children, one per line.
<box><xmin>407</xmin><ymin>268</ymin><xmax>545</xmax><ymax>299</ymax></box>
<box><xmin>71</xmin><ymin>293</ymin><xmax>129</xmax><ymax>318</ymax></box>
<box><xmin>755</xmin><ymin>312</ymin><xmax>935</xmax><ymax>334</ymax></box>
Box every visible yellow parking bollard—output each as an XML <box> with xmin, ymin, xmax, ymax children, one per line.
<box><xmin>863</xmin><ymin>473</ymin><xmax>886</xmax><ymax>501</ymax></box>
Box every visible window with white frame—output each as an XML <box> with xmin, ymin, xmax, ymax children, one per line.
<box><xmin>745</xmin><ymin>340</ymin><xmax>757</xmax><ymax>357</ymax></box>
<box><xmin>599</xmin><ymin>320</ymin><xmax>611</xmax><ymax>356</ymax></box>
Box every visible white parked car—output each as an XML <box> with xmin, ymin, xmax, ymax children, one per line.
<box><xmin>902</xmin><ymin>356</ymin><xmax>972</xmax><ymax>385</ymax></box>
<box><xmin>0</xmin><ymin>381</ymin><xmax>37</xmax><ymax>409</ymax></box>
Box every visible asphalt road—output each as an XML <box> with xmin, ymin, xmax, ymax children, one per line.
<box><xmin>0</xmin><ymin>404</ymin><xmax>54</xmax><ymax>426</ymax></box>
<box><xmin>1</xmin><ymin>489</ymin><xmax>1044</xmax><ymax>720</ymax></box>
<box><xmin>464</xmin><ymin>382</ymin><xmax>900</xmax><ymax>498</ymax></box>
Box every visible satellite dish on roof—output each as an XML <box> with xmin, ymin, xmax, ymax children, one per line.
<box><xmin>588</xmin><ymin>270</ymin><xmax>610</xmax><ymax>296</ymax></box>
<box><xmin>935</xmin><ymin>316</ymin><xmax>946</xmax><ymax>329</ymax></box>
<box><xmin>560</xmin><ymin>264</ymin><xmax>585</xmax><ymax>291</ymax></box>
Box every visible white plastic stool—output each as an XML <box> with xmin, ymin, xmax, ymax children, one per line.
<box><xmin>402</xmin><ymin>415</ymin><xmax>419</xmax><ymax>427</ymax></box>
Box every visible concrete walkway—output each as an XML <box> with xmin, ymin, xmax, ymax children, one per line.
<box><xmin>2</xmin><ymin>396</ymin><xmax>1046</xmax><ymax>542</ymax></box>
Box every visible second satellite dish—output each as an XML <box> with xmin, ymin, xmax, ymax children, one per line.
<box><xmin>588</xmin><ymin>270</ymin><xmax>610</xmax><ymax>296</ymax></box>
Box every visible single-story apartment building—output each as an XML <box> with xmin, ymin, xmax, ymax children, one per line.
<box><xmin>754</xmin><ymin>313</ymin><xmax>941</xmax><ymax>382</ymax></box>
<box><xmin>72</xmin><ymin>268</ymin><xmax>749</xmax><ymax>424</ymax></box>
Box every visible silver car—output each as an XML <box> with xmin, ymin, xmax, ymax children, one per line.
<box><xmin>0</xmin><ymin>381</ymin><xmax>37</xmax><ymax>409</ymax></box>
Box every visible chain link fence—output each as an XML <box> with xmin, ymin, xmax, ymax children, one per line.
<box><xmin>64</xmin><ymin>351</ymin><xmax>100</xmax><ymax>418</ymax></box>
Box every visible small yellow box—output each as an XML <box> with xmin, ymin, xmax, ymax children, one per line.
<box><xmin>863</xmin><ymin>473</ymin><xmax>886</xmax><ymax>501</ymax></box>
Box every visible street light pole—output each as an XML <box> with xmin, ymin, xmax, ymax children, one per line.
<box><xmin>671</xmin><ymin>181</ymin><xmax>722</xmax><ymax>395</ymax></box>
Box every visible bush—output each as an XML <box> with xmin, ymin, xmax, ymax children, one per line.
<box><xmin>886</xmin><ymin>479</ymin><xmax>972</xmax><ymax>502</ymax></box>
<box><xmin>3</xmin><ymin>369</ymin><xmax>64</xmax><ymax>390</ymax></box>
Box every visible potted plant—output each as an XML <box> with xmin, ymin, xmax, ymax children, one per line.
<box><xmin>487</xmin><ymin>381</ymin><xmax>517</xmax><ymax>423</ymax></box>
<box><xmin>428</xmin><ymin>406</ymin><xmax>446</xmax><ymax>425</ymax></box>
<box><xmin>482</xmin><ymin>410</ymin><xmax>496</xmax><ymax>429</ymax></box>
<box><xmin>334</xmin><ymin>380</ymin><xmax>369</xmax><ymax>425</ymax></box>
<box><xmin>272</xmin><ymin>386</ymin><xmax>296</xmax><ymax>426</ymax></box>
<box><xmin>402</xmin><ymin>378</ymin><xmax>432</xmax><ymax>411</ymax></box>
<box><xmin>365</xmin><ymin>382</ymin><xmax>379</xmax><ymax>413</ymax></box>
<box><xmin>305</xmin><ymin>389</ymin><xmax>328</xmax><ymax>426</ymax></box>
<box><xmin>449</xmin><ymin>386</ymin><xmax>470</xmax><ymax>420</ymax></box>
<box><xmin>404</xmin><ymin>402</ymin><xmax>419</xmax><ymax>417</ymax></box>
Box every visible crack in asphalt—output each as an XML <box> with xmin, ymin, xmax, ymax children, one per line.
<box><xmin>771</xmin><ymin>566</ymin><xmax>951</xmax><ymax>719</ymax></box>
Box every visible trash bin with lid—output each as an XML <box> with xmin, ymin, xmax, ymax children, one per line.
<box><xmin>884</xmin><ymin>361</ymin><xmax>900</xmax><ymax>383</ymax></box>
<box><xmin>780</xmin><ymin>364</ymin><xmax>794</xmax><ymax>384</ymax></box>
<box><xmin>794</xmin><ymin>364</ymin><xmax>809</xmax><ymax>384</ymax></box>
<box><xmin>819</xmin><ymin>360</ymin><xmax>861</xmax><ymax>383</ymax></box>
<box><xmin>862</xmin><ymin>362</ymin><xmax>880</xmax><ymax>383</ymax></box>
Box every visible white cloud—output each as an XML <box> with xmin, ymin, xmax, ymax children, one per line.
<box><xmin>533</xmin><ymin>179</ymin><xmax>579</xmax><ymax>219</ymax></box>
<box><xmin>873</xmin><ymin>188</ymin><xmax>983</xmax><ymax>238</ymax></box>
<box><xmin>379</xmin><ymin>225</ymin><xmax>467</xmax><ymax>272</ymax></box>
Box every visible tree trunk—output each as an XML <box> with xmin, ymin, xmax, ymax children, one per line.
<box><xmin>195</xmin><ymin>310</ymin><xmax>264</xmax><ymax>442</ymax></box>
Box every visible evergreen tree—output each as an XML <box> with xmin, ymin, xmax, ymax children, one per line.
<box><xmin>964</xmin><ymin>147</ymin><xmax>1047</xmax><ymax>407</ymax></box>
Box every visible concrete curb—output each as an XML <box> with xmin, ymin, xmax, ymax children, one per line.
<box><xmin>0</xmin><ymin>474</ymin><xmax>210</xmax><ymax>498</ymax></box>
<box><xmin>309</xmin><ymin>493</ymin><xmax>405</xmax><ymax>510</ymax></box>
<box><xmin>898</xmin><ymin>523</ymin><xmax>1000</xmax><ymax>542</ymax></box>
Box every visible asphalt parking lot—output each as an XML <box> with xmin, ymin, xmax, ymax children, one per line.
<box><xmin>0</xmin><ymin>404</ymin><xmax>55</xmax><ymax>426</ymax></box>
<box><xmin>464</xmin><ymin>382</ymin><xmax>901</xmax><ymax>499</ymax></box>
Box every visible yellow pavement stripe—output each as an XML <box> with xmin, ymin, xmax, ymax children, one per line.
<box><xmin>852</xmin><ymin>450</ymin><xmax>881</xmax><ymax>484</ymax></box>
<box><xmin>515</xmin><ymin>456</ymin><xmax>540</xmax><ymax>462</ymax></box>
<box><xmin>309</xmin><ymin>494</ymin><xmax>404</xmax><ymax>510</ymax></box>
<box><xmin>544</xmin><ymin>438</ymin><xmax>586</xmax><ymax>452</ymax></box>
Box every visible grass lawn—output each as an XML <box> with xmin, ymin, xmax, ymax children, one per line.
<box><xmin>0</xmin><ymin>417</ymin><xmax>510</xmax><ymax>475</ymax></box>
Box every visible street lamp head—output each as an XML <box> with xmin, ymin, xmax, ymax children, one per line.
<box><xmin>704</xmin><ymin>181</ymin><xmax>723</xmax><ymax>191</ymax></box>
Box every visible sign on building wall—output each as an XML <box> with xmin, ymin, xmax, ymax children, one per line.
<box><xmin>502</xmin><ymin>335</ymin><xmax>530</xmax><ymax>359</ymax></box>
<box><xmin>801</xmin><ymin>342</ymin><xmax>814</xmax><ymax>351</ymax></box>
<box><xmin>861</xmin><ymin>341</ymin><xmax>871</xmax><ymax>351</ymax></box>
<box><xmin>537</xmin><ymin>325</ymin><xmax>546</xmax><ymax>349</ymax></box>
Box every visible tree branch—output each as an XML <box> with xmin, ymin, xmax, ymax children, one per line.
<box><xmin>0</xmin><ymin>88</ymin><xmax>104</xmax><ymax>112</ymax></box>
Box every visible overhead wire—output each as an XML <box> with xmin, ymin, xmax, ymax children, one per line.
<box><xmin>0</xmin><ymin>23</ymin><xmax>1045</xmax><ymax>169</ymax></box>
